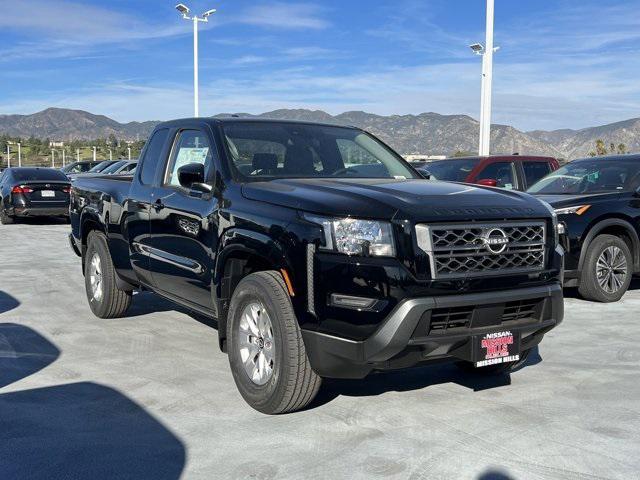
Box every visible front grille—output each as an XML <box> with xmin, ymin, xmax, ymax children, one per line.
<box><xmin>416</xmin><ymin>222</ymin><xmax>546</xmax><ymax>279</ymax></box>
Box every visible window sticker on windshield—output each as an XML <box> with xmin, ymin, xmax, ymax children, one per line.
<box><xmin>394</xmin><ymin>175</ymin><xmax>407</xmax><ymax>180</ymax></box>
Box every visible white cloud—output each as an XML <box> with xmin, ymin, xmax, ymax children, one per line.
<box><xmin>0</xmin><ymin>0</ymin><xmax>187</xmax><ymax>43</ymax></box>
<box><xmin>239</xmin><ymin>2</ymin><xmax>329</xmax><ymax>30</ymax></box>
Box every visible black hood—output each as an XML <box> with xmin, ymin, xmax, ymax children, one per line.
<box><xmin>242</xmin><ymin>178</ymin><xmax>551</xmax><ymax>222</ymax></box>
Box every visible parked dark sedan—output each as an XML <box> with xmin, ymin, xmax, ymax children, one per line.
<box><xmin>0</xmin><ymin>167</ymin><xmax>71</xmax><ymax>224</ymax></box>
<box><xmin>529</xmin><ymin>154</ymin><xmax>640</xmax><ymax>302</ymax></box>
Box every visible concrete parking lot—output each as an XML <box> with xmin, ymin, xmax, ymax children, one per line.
<box><xmin>1</xmin><ymin>221</ymin><xmax>639</xmax><ymax>480</ymax></box>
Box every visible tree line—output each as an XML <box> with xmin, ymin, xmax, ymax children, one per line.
<box><xmin>0</xmin><ymin>133</ymin><xmax>146</xmax><ymax>167</ymax></box>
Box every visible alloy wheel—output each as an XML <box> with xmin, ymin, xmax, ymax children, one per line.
<box><xmin>88</xmin><ymin>252</ymin><xmax>104</xmax><ymax>302</ymax></box>
<box><xmin>596</xmin><ymin>246</ymin><xmax>628</xmax><ymax>294</ymax></box>
<box><xmin>238</xmin><ymin>302</ymin><xmax>275</xmax><ymax>386</ymax></box>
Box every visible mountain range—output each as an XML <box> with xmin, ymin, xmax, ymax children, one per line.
<box><xmin>1</xmin><ymin>107</ymin><xmax>639</xmax><ymax>159</ymax></box>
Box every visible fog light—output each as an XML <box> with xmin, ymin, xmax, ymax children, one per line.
<box><xmin>329</xmin><ymin>294</ymin><xmax>376</xmax><ymax>310</ymax></box>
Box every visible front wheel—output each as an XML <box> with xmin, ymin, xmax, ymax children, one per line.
<box><xmin>84</xmin><ymin>231</ymin><xmax>132</xmax><ymax>318</ymax></box>
<box><xmin>227</xmin><ymin>271</ymin><xmax>321</xmax><ymax>414</ymax></box>
<box><xmin>579</xmin><ymin>234</ymin><xmax>632</xmax><ymax>303</ymax></box>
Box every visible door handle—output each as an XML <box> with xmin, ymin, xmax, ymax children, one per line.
<box><xmin>153</xmin><ymin>199</ymin><xmax>165</xmax><ymax>211</ymax></box>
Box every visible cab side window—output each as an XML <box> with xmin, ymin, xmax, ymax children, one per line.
<box><xmin>139</xmin><ymin>128</ymin><xmax>170</xmax><ymax>185</ymax></box>
<box><xmin>164</xmin><ymin>130</ymin><xmax>213</xmax><ymax>187</ymax></box>
<box><xmin>478</xmin><ymin>162</ymin><xmax>515</xmax><ymax>189</ymax></box>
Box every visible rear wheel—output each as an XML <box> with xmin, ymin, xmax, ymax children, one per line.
<box><xmin>85</xmin><ymin>231</ymin><xmax>132</xmax><ymax>318</ymax></box>
<box><xmin>456</xmin><ymin>348</ymin><xmax>532</xmax><ymax>375</ymax></box>
<box><xmin>227</xmin><ymin>271</ymin><xmax>321</xmax><ymax>414</ymax></box>
<box><xmin>579</xmin><ymin>234</ymin><xmax>632</xmax><ymax>303</ymax></box>
<box><xmin>0</xmin><ymin>209</ymin><xmax>15</xmax><ymax>225</ymax></box>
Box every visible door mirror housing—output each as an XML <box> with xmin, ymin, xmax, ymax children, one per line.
<box><xmin>178</xmin><ymin>163</ymin><xmax>210</xmax><ymax>193</ymax></box>
<box><xmin>418</xmin><ymin>169</ymin><xmax>432</xmax><ymax>180</ymax></box>
<box><xmin>477</xmin><ymin>178</ymin><xmax>498</xmax><ymax>187</ymax></box>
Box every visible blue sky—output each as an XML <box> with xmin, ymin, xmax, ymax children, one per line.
<box><xmin>1</xmin><ymin>0</ymin><xmax>639</xmax><ymax>131</ymax></box>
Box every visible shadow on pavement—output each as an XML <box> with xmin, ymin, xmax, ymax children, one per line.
<box><xmin>0</xmin><ymin>323</ymin><xmax>186</xmax><ymax>480</ymax></box>
<box><xmin>478</xmin><ymin>470</ymin><xmax>515</xmax><ymax>480</ymax></box>
<box><xmin>0</xmin><ymin>291</ymin><xmax>20</xmax><ymax>314</ymax></box>
<box><xmin>311</xmin><ymin>346</ymin><xmax>542</xmax><ymax>410</ymax></box>
<box><xmin>0</xmin><ymin>382</ymin><xmax>186</xmax><ymax>480</ymax></box>
<box><xmin>564</xmin><ymin>277</ymin><xmax>640</xmax><ymax>300</ymax></box>
<box><xmin>6</xmin><ymin>216</ymin><xmax>69</xmax><ymax>226</ymax></box>
<box><xmin>0</xmin><ymin>323</ymin><xmax>58</xmax><ymax>388</ymax></box>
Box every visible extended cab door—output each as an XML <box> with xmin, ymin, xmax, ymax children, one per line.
<box><xmin>147</xmin><ymin>126</ymin><xmax>219</xmax><ymax>311</ymax></box>
<box><xmin>126</xmin><ymin>127</ymin><xmax>171</xmax><ymax>287</ymax></box>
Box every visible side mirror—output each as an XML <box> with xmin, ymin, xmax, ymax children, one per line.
<box><xmin>477</xmin><ymin>178</ymin><xmax>498</xmax><ymax>187</ymax></box>
<box><xmin>418</xmin><ymin>170</ymin><xmax>432</xmax><ymax>180</ymax></box>
<box><xmin>178</xmin><ymin>163</ymin><xmax>209</xmax><ymax>192</ymax></box>
<box><xmin>635</xmin><ymin>186</ymin><xmax>640</xmax><ymax>198</ymax></box>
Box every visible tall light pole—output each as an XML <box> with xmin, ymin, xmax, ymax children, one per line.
<box><xmin>17</xmin><ymin>143</ymin><xmax>21</xmax><ymax>167</ymax></box>
<box><xmin>92</xmin><ymin>146</ymin><xmax>97</xmax><ymax>162</ymax></box>
<box><xmin>51</xmin><ymin>149</ymin><xmax>56</xmax><ymax>168</ymax></box>
<box><xmin>6</xmin><ymin>144</ymin><xmax>10</xmax><ymax>168</ymax></box>
<box><xmin>62</xmin><ymin>149</ymin><xmax>66</xmax><ymax>167</ymax></box>
<box><xmin>127</xmin><ymin>146</ymin><xmax>131</xmax><ymax>161</ymax></box>
<box><xmin>175</xmin><ymin>3</ymin><xmax>217</xmax><ymax>118</ymax></box>
<box><xmin>76</xmin><ymin>148</ymin><xmax>80</xmax><ymax>162</ymax></box>
<box><xmin>470</xmin><ymin>0</ymin><xmax>498</xmax><ymax>156</ymax></box>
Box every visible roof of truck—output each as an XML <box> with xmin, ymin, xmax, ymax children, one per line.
<box><xmin>155</xmin><ymin>117</ymin><xmax>360</xmax><ymax>130</ymax></box>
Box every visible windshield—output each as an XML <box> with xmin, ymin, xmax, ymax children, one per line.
<box><xmin>88</xmin><ymin>161</ymin><xmax>116</xmax><ymax>173</ymax></box>
<box><xmin>421</xmin><ymin>158</ymin><xmax>480</xmax><ymax>182</ymax></box>
<box><xmin>528</xmin><ymin>159</ymin><xmax>640</xmax><ymax>194</ymax></box>
<box><xmin>222</xmin><ymin>122</ymin><xmax>419</xmax><ymax>180</ymax></box>
<box><xmin>101</xmin><ymin>161</ymin><xmax>127</xmax><ymax>174</ymax></box>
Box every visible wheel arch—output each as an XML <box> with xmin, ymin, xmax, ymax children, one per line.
<box><xmin>578</xmin><ymin>217</ymin><xmax>640</xmax><ymax>273</ymax></box>
<box><xmin>214</xmin><ymin>228</ymin><xmax>292</xmax><ymax>352</ymax></box>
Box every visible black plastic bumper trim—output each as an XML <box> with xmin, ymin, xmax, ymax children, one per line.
<box><xmin>302</xmin><ymin>283</ymin><xmax>563</xmax><ymax>379</ymax></box>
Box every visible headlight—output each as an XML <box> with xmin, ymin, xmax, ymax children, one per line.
<box><xmin>304</xmin><ymin>214</ymin><xmax>395</xmax><ymax>257</ymax></box>
<box><xmin>554</xmin><ymin>205</ymin><xmax>591</xmax><ymax>216</ymax></box>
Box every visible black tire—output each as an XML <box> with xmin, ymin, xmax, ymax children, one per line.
<box><xmin>84</xmin><ymin>231</ymin><xmax>132</xmax><ymax>318</ymax></box>
<box><xmin>456</xmin><ymin>348</ymin><xmax>532</xmax><ymax>375</ymax></box>
<box><xmin>578</xmin><ymin>234</ymin><xmax>632</xmax><ymax>303</ymax></box>
<box><xmin>0</xmin><ymin>208</ymin><xmax>15</xmax><ymax>225</ymax></box>
<box><xmin>227</xmin><ymin>271</ymin><xmax>321</xmax><ymax>414</ymax></box>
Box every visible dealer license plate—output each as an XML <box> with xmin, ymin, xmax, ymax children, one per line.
<box><xmin>41</xmin><ymin>190</ymin><xmax>55</xmax><ymax>197</ymax></box>
<box><xmin>474</xmin><ymin>330</ymin><xmax>521</xmax><ymax>368</ymax></box>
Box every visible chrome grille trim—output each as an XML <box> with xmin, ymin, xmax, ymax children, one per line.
<box><xmin>416</xmin><ymin>221</ymin><xmax>546</xmax><ymax>279</ymax></box>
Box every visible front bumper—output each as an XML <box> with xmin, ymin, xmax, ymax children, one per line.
<box><xmin>302</xmin><ymin>283</ymin><xmax>563</xmax><ymax>379</ymax></box>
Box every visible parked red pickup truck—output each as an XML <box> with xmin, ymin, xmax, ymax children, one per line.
<box><xmin>414</xmin><ymin>155</ymin><xmax>560</xmax><ymax>191</ymax></box>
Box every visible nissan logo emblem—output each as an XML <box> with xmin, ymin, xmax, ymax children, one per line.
<box><xmin>481</xmin><ymin>228</ymin><xmax>509</xmax><ymax>254</ymax></box>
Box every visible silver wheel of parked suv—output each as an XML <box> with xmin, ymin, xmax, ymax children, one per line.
<box><xmin>579</xmin><ymin>234</ymin><xmax>632</xmax><ymax>303</ymax></box>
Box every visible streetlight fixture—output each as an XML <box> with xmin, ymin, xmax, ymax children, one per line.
<box><xmin>471</xmin><ymin>0</ymin><xmax>499</xmax><ymax>157</ymax></box>
<box><xmin>175</xmin><ymin>3</ymin><xmax>217</xmax><ymax>118</ymax></box>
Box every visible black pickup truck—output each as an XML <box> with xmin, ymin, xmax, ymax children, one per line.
<box><xmin>69</xmin><ymin>118</ymin><xmax>564</xmax><ymax>414</ymax></box>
